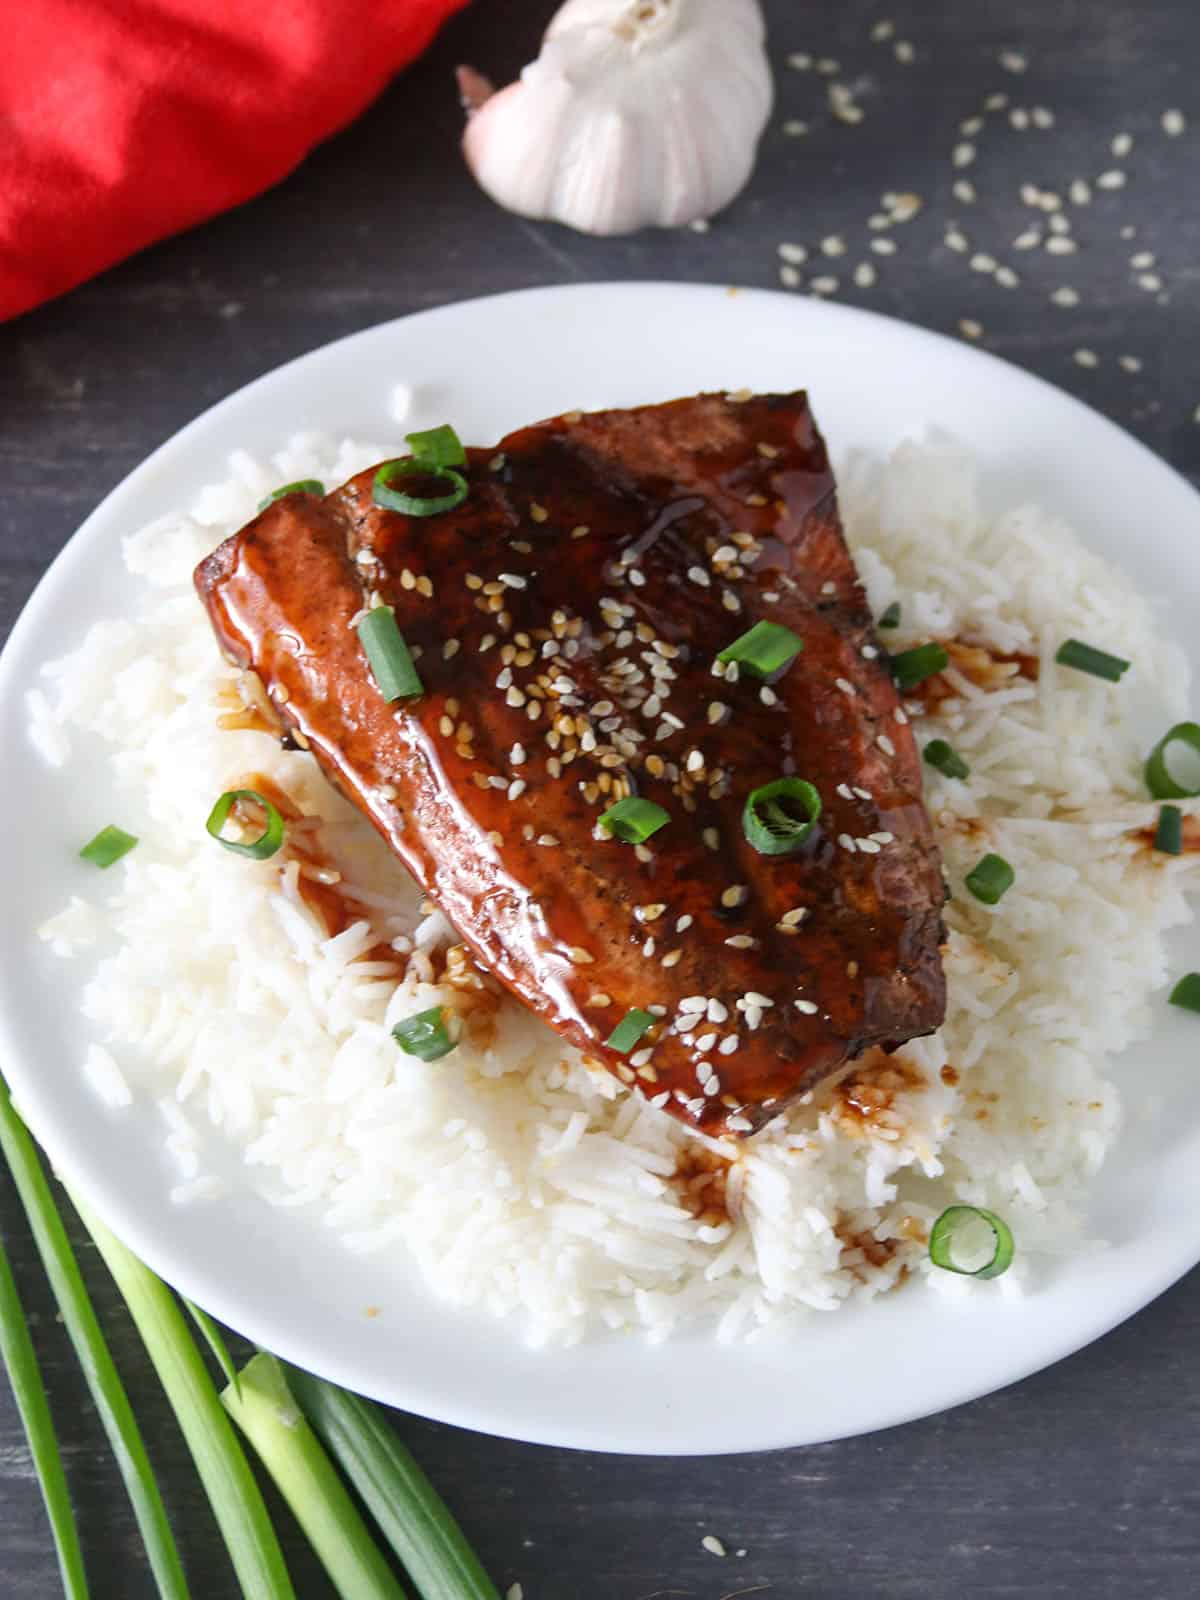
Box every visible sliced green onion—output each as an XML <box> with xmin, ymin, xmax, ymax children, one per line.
<box><xmin>923</xmin><ymin>740</ymin><xmax>970</xmax><ymax>781</ymax></box>
<box><xmin>1055</xmin><ymin>638</ymin><xmax>1131</xmax><ymax>682</ymax></box>
<box><xmin>284</xmin><ymin>1363</ymin><xmax>501</xmax><ymax>1600</ymax></box>
<box><xmin>1170</xmin><ymin>973</ymin><xmax>1200</xmax><ymax>1014</ymax></box>
<box><xmin>929</xmin><ymin>1204</ymin><xmax>1015</xmax><ymax>1279</ymax></box>
<box><xmin>79</xmin><ymin>823</ymin><xmax>138</xmax><ymax>868</ymax></box>
<box><xmin>223</xmin><ymin>1354</ymin><xmax>406</xmax><ymax>1600</ymax></box>
<box><xmin>877</xmin><ymin>602</ymin><xmax>901</xmax><ymax>630</ymax></box>
<box><xmin>372</xmin><ymin>460</ymin><xmax>468</xmax><ymax>517</ymax></box>
<box><xmin>743</xmin><ymin>778</ymin><xmax>821</xmax><ymax>856</ymax></box>
<box><xmin>70</xmin><ymin>1190</ymin><xmax>296</xmax><ymax>1600</ymax></box>
<box><xmin>357</xmin><ymin>606</ymin><xmax>424</xmax><ymax>702</ymax></box>
<box><xmin>393</xmin><ymin>1006</ymin><xmax>456</xmax><ymax>1062</ymax></box>
<box><xmin>206</xmin><ymin>789</ymin><xmax>285</xmax><ymax>860</ymax></box>
<box><xmin>183</xmin><ymin>1297</ymin><xmax>241</xmax><ymax>1399</ymax></box>
<box><xmin>598</xmin><ymin>797</ymin><xmax>670</xmax><ymax>844</ymax></box>
<box><xmin>605</xmin><ymin>1009</ymin><xmax>655</xmax><ymax>1054</ymax></box>
<box><xmin>257</xmin><ymin>480</ymin><xmax>324</xmax><ymax>512</ymax></box>
<box><xmin>965</xmin><ymin>853</ymin><xmax>1015</xmax><ymax>905</ymax></box>
<box><xmin>716</xmin><ymin>620</ymin><xmax>804</xmax><ymax>678</ymax></box>
<box><xmin>891</xmin><ymin>642</ymin><xmax>949</xmax><ymax>691</ymax></box>
<box><xmin>0</xmin><ymin>1233</ymin><xmax>88</xmax><ymax>1599</ymax></box>
<box><xmin>0</xmin><ymin>1077</ymin><xmax>190</xmax><ymax>1600</ymax></box>
<box><xmin>1154</xmin><ymin>805</ymin><xmax>1183</xmax><ymax>856</ymax></box>
<box><xmin>405</xmin><ymin>424</ymin><xmax>466</xmax><ymax>469</ymax></box>
<box><xmin>1145</xmin><ymin>722</ymin><xmax>1200</xmax><ymax>800</ymax></box>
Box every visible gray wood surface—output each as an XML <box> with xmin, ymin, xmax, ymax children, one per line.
<box><xmin>2</xmin><ymin>1</ymin><xmax>1199</xmax><ymax>1594</ymax></box>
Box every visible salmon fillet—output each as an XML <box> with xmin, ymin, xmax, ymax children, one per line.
<box><xmin>195</xmin><ymin>393</ymin><xmax>946</xmax><ymax>1137</ymax></box>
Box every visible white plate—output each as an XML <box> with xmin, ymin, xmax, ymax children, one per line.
<box><xmin>2</xmin><ymin>283</ymin><xmax>1199</xmax><ymax>1457</ymax></box>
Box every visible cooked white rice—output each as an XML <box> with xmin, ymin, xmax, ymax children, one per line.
<box><xmin>32</xmin><ymin>430</ymin><xmax>1199</xmax><ymax>1346</ymax></box>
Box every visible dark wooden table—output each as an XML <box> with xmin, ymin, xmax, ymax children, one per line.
<box><xmin>3</xmin><ymin>2</ymin><xmax>1199</xmax><ymax>1595</ymax></box>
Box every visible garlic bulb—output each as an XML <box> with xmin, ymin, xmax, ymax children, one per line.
<box><xmin>458</xmin><ymin>0</ymin><xmax>773</xmax><ymax>236</ymax></box>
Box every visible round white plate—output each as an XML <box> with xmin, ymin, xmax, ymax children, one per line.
<box><xmin>2</xmin><ymin>283</ymin><xmax>1199</xmax><ymax>1457</ymax></box>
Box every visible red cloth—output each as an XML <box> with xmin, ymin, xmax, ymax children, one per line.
<box><xmin>1</xmin><ymin>0</ymin><xmax>467</xmax><ymax>321</ymax></box>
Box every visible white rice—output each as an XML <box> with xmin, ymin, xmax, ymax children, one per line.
<box><xmin>31</xmin><ymin>430</ymin><xmax>1199</xmax><ymax>1345</ymax></box>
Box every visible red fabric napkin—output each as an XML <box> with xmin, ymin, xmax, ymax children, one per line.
<box><xmin>1</xmin><ymin>0</ymin><xmax>468</xmax><ymax>321</ymax></box>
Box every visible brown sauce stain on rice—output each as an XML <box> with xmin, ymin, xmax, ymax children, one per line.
<box><xmin>430</xmin><ymin>943</ymin><xmax>503</xmax><ymax>1047</ymax></box>
<box><xmin>910</xmin><ymin>638</ymin><xmax>1040</xmax><ymax>709</ymax></box>
<box><xmin>671</xmin><ymin>1144</ymin><xmax>733</xmax><ymax>1228</ymax></box>
<box><xmin>827</xmin><ymin>1049</ymin><xmax>925</xmax><ymax>1138</ymax></box>
<box><xmin>1133</xmin><ymin>813</ymin><xmax>1200</xmax><ymax>855</ymax></box>
<box><xmin>940</xmin><ymin>1064</ymin><xmax>960</xmax><ymax>1086</ymax></box>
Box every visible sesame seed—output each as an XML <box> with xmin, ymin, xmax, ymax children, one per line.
<box><xmin>952</xmin><ymin>180</ymin><xmax>977</xmax><ymax>204</ymax></box>
<box><xmin>637</xmin><ymin>903</ymin><xmax>667</xmax><ymax>923</ymax></box>
<box><xmin>795</xmin><ymin>999</ymin><xmax>819</xmax><ymax>1014</ymax></box>
<box><xmin>688</xmin><ymin>565</ymin><xmax>712</xmax><ymax>587</ymax></box>
<box><xmin>952</xmin><ymin>143</ymin><xmax>976</xmax><ymax>169</ymax></box>
<box><xmin>1010</xmin><ymin>107</ymin><xmax>1030</xmax><ymax>130</ymax></box>
<box><xmin>416</xmin><ymin>575</ymin><xmax>434</xmax><ymax>599</ymax></box>
<box><xmin>497</xmin><ymin>572</ymin><xmax>527</xmax><ymax>590</ymax></box>
<box><xmin>1032</xmin><ymin>106</ymin><xmax>1055</xmax><ymax>129</ymax></box>
<box><xmin>1131</xmin><ymin>250</ymin><xmax>1156</xmax><ymax>269</ymax></box>
<box><xmin>945</xmin><ymin>228</ymin><xmax>969</xmax><ymax>253</ymax></box>
<box><xmin>1112</xmin><ymin>132</ymin><xmax>1133</xmax><ymax>157</ymax></box>
<box><xmin>810</xmin><ymin>275</ymin><xmax>840</xmax><ymax>296</ymax></box>
<box><xmin>1096</xmin><ymin>169</ymin><xmax>1126</xmax><ymax>190</ymax></box>
<box><xmin>505</xmin><ymin>686</ymin><xmax>526</xmax><ymax>708</ymax></box>
<box><xmin>787</xmin><ymin>51</ymin><xmax>812</xmax><ymax>69</ymax></box>
<box><xmin>694</xmin><ymin>1032</ymin><xmax>718</xmax><ymax>1053</ymax></box>
<box><xmin>707</xmin><ymin>701</ymin><xmax>728</xmax><ymax>724</ymax></box>
<box><xmin>783</xmin><ymin>119</ymin><xmax>809</xmax><ymax>137</ymax></box>
<box><xmin>1074</xmin><ymin>349</ymin><xmax>1099</xmax><ymax>369</ymax></box>
<box><xmin>995</xmin><ymin>267</ymin><xmax>1020</xmax><ymax>289</ymax></box>
<box><xmin>870</xmin><ymin>237</ymin><xmax>898</xmax><ymax>256</ymax></box>
<box><xmin>856</xmin><ymin>837</ymin><xmax>882</xmax><ymax>853</ymax></box>
<box><xmin>970</xmin><ymin>253</ymin><xmax>997</xmax><ymax>274</ymax></box>
<box><xmin>779</xmin><ymin>242</ymin><xmax>808</xmax><ymax>264</ymax></box>
<box><xmin>507</xmin><ymin>779</ymin><xmax>526</xmax><ymax>801</ymax></box>
<box><xmin>872</xmin><ymin>831</ymin><xmax>895</xmax><ymax>844</ymax></box>
<box><xmin>587</xmin><ymin>992</ymin><xmax>612</xmax><ymax>1007</ymax></box>
<box><xmin>877</xmin><ymin>734</ymin><xmax>896</xmax><ymax>756</ymax></box>
<box><xmin>1138</xmin><ymin>273</ymin><xmax>1163</xmax><ymax>292</ymax></box>
<box><xmin>853</xmin><ymin>262</ymin><xmax>877</xmax><ymax>289</ymax></box>
<box><xmin>821</xmin><ymin>235</ymin><xmax>847</xmax><ymax>257</ymax></box>
<box><xmin>1119</xmin><ymin>355</ymin><xmax>1142</xmax><ymax>373</ymax></box>
<box><xmin>1069</xmin><ymin>179</ymin><xmax>1091</xmax><ymax>206</ymax></box>
<box><xmin>745</xmin><ymin>991</ymin><xmax>773</xmax><ymax>1007</ymax></box>
<box><xmin>781</xmin><ymin>907</ymin><xmax>808</xmax><ymax>927</ymax></box>
<box><xmin>835</xmin><ymin>677</ymin><xmax>856</xmax><ymax>696</ymax></box>
<box><xmin>958</xmin><ymin>319</ymin><xmax>983</xmax><ymax>340</ymax></box>
<box><xmin>719</xmin><ymin>1035</ymin><xmax>739</xmax><ymax>1055</ymax></box>
<box><xmin>1163</xmin><ymin>108</ymin><xmax>1186</xmax><ymax>137</ymax></box>
<box><xmin>1045</xmin><ymin>236</ymin><xmax>1078</xmax><ymax>255</ymax></box>
<box><xmin>537</xmin><ymin>833</ymin><xmax>559</xmax><ymax>847</ymax></box>
<box><xmin>838</xmin><ymin>832</ymin><xmax>857</xmax><ymax>852</ymax></box>
<box><xmin>721</xmin><ymin>885</ymin><xmax>749</xmax><ymax>909</ymax></box>
<box><xmin>725</xmin><ymin>935</ymin><xmax>757</xmax><ymax>949</ymax></box>
<box><xmin>703</xmin><ymin>828</ymin><xmax>720</xmax><ymax>851</ymax></box>
<box><xmin>894</xmin><ymin>40</ymin><xmax>914</xmax><ymax>63</ymax></box>
<box><xmin>999</xmin><ymin>48</ymin><xmax>1027</xmax><ymax>72</ymax></box>
<box><xmin>630</xmin><ymin>1047</ymin><xmax>654</xmax><ymax>1068</ymax></box>
<box><xmin>1050</xmin><ymin>286</ymin><xmax>1080</xmax><ymax>307</ymax></box>
<box><xmin>686</xmin><ymin>749</ymin><xmax>705</xmax><ymax>773</ymax></box>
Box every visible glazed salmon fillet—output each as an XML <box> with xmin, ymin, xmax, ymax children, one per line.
<box><xmin>195</xmin><ymin>393</ymin><xmax>946</xmax><ymax>1137</ymax></box>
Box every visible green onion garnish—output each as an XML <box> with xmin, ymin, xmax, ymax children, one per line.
<box><xmin>743</xmin><ymin>778</ymin><xmax>821</xmax><ymax>856</ymax></box>
<box><xmin>206</xmin><ymin>790</ymin><xmax>285</xmax><ymax>861</ymax></box>
<box><xmin>372</xmin><ymin>459</ymin><xmax>468</xmax><ymax>517</ymax></box>
<box><xmin>923</xmin><ymin>740</ymin><xmax>970</xmax><ymax>780</ymax></box>
<box><xmin>284</xmin><ymin>1363</ymin><xmax>502</xmax><ymax>1600</ymax></box>
<box><xmin>716</xmin><ymin>620</ymin><xmax>804</xmax><ymax>678</ymax></box>
<box><xmin>405</xmin><ymin>424</ymin><xmax>467</xmax><ymax>468</ymax></box>
<box><xmin>393</xmin><ymin>1006</ymin><xmax>456</xmax><ymax>1061</ymax></box>
<box><xmin>79</xmin><ymin>823</ymin><xmax>138</xmax><ymax>868</ymax></box>
<box><xmin>877</xmin><ymin>602</ymin><xmax>901</xmax><ymax>629</ymax></box>
<box><xmin>357</xmin><ymin>606</ymin><xmax>423</xmax><ymax>701</ymax></box>
<box><xmin>1145</xmin><ymin>721</ymin><xmax>1200</xmax><ymax>800</ymax></box>
<box><xmin>257</xmin><ymin>480</ymin><xmax>324</xmax><ymax>512</ymax></box>
<box><xmin>891</xmin><ymin>642</ymin><xmax>949</xmax><ymax>691</ymax></box>
<box><xmin>605</xmin><ymin>1009</ymin><xmax>655</xmax><ymax>1054</ymax></box>
<box><xmin>929</xmin><ymin>1204</ymin><xmax>1015</xmax><ymax>1279</ymax></box>
<box><xmin>1055</xmin><ymin>638</ymin><xmax>1131</xmax><ymax>682</ymax></box>
<box><xmin>1170</xmin><ymin>973</ymin><xmax>1200</xmax><ymax>1014</ymax></box>
<box><xmin>1154</xmin><ymin>805</ymin><xmax>1183</xmax><ymax>856</ymax></box>
<box><xmin>598</xmin><ymin>797</ymin><xmax>670</xmax><ymax>843</ymax></box>
<box><xmin>965</xmin><ymin>853</ymin><xmax>1015</xmax><ymax>905</ymax></box>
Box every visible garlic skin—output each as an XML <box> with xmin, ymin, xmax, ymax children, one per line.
<box><xmin>459</xmin><ymin>0</ymin><xmax>773</xmax><ymax>237</ymax></box>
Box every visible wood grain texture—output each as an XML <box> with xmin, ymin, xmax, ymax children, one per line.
<box><xmin>1</xmin><ymin>1</ymin><xmax>1199</xmax><ymax>1595</ymax></box>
